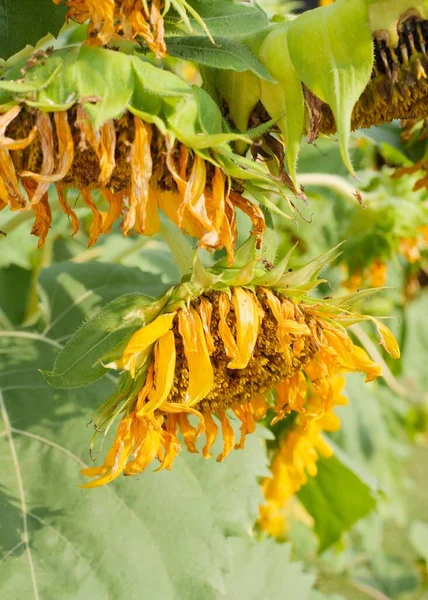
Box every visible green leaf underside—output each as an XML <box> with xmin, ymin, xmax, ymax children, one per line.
<box><xmin>166</xmin><ymin>36</ymin><xmax>275</xmax><ymax>81</ymax></box>
<box><xmin>287</xmin><ymin>0</ymin><xmax>373</xmax><ymax>175</ymax></box>
<box><xmin>298</xmin><ymin>445</ymin><xmax>377</xmax><ymax>552</ymax></box>
<box><xmin>259</xmin><ymin>24</ymin><xmax>304</xmax><ymax>186</ymax></box>
<box><xmin>0</xmin><ymin>261</ymin><xmax>271</xmax><ymax>600</ymax></box>
<box><xmin>166</xmin><ymin>0</ymin><xmax>269</xmax><ymax>38</ymax></box>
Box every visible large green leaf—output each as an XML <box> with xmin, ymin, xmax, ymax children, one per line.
<box><xmin>0</xmin><ymin>0</ymin><xmax>67</xmax><ymax>60</ymax></box>
<box><xmin>287</xmin><ymin>0</ymin><xmax>373</xmax><ymax>174</ymax></box>
<box><xmin>222</xmin><ymin>539</ymin><xmax>314</xmax><ymax>600</ymax></box>
<box><xmin>0</xmin><ymin>264</ymin><xmax>270</xmax><ymax>600</ymax></box>
<box><xmin>298</xmin><ymin>445</ymin><xmax>377</xmax><ymax>553</ymax></box>
<box><xmin>166</xmin><ymin>36</ymin><xmax>275</xmax><ymax>81</ymax></box>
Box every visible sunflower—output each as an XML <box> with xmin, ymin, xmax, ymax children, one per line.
<box><xmin>318</xmin><ymin>9</ymin><xmax>428</xmax><ymax>134</ymax></box>
<box><xmin>259</xmin><ymin>375</ymin><xmax>347</xmax><ymax>539</ymax></box>
<box><xmin>52</xmin><ymin>0</ymin><xmax>210</xmax><ymax>57</ymax></box>
<box><xmin>50</xmin><ymin>243</ymin><xmax>399</xmax><ymax>487</ymax></box>
<box><xmin>0</xmin><ymin>44</ymin><xmax>282</xmax><ymax>259</ymax></box>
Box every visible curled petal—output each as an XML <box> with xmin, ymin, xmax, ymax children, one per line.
<box><xmin>100</xmin><ymin>188</ymin><xmax>124</xmax><ymax>234</ymax></box>
<box><xmin>178</xmin><ymin>307</ymin><xmax>214</xmax><ymax>406</ymax></box>
<box><xmin>229</xmin><ymin>191</ymin><xmax>265</xmax><ymax>248</ymax></box>
<box><xmin>371</xmin><ymin>318</ymin><xmax>401</xmax><ymax>359</ymax></box>
<box><xmin>177</xmin><ymin>413</ymin><xmax>199</xmax><ymax>453</ymax></box>
<box><xmin>56</xmin><ymin>184</ymin><xmax>79</xmax><ymax>235</ymax></box>
<box><xmin>80</xmin><ymin>188</ymin><xmax>103</xmax><ymax>247</ymax></box>
<box><xmin>123</xmin><ymin>312</ymin><xmax>176</xmax><ymax>377</ymax></box>
<box><xmin>234</xmin><ymin>403</ymin><xmax>256</xmax><ymax>450</ymax></box>
<box><xmin>124</xmin><ymin>416</ymin><xmax>162</xmax><ymax>476</ymax></box>
<box><xmin>80</xmin><ymin>414</ymin><xmax>135</xmax><ymax>487</ymax></box>
<box><xmin>229</xmin><ymin>287</ymin><xmax>262</xmax><ymax>369</ymax></box>
<box><xmin>198</xmin><ymin>297</ymin><xmax>215</xmax><ymax>353</ymax></box>
<box><xmin>124</xmin><ymin>117</ymin><xmax>153</xmax><ymax>236</ymax></box>
<box><xmin>218</xmin><ymin>293</ymin><xmax>238</xmax><ymax>360</ymax></box>
<box><xmin>202</xmin><ymin>411</ymin><xmax>219</xmax><ymax>459</ymax></box>
<box><xmin>139</xmin><ymin>330</ymin><xmax>176</xmax><ymax>415</ymax></box>
<box><xmin>323</xmin><ymin>328</ymin><xmax>382</xmax><ymax>382</ymax></box>
<box><xmin>217</xmin><ymin>411</ymin><xmax>235</xmax><ymax>462</ymax></box>
<box><xmin>0</xmin><ymin>145</ymin><xmax>26</xmax><ymax>208</ymax></box>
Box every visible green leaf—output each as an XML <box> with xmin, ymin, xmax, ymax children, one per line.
<box><xmin>0</xmin><ymin>334</ymin><xmax>269</xmax><ymax>600</ymax></box>
<box><xmin>166</xmin><ymin>36</ymin><xmax>275</xmax><ymax>81</ymax></box>
<box><xmin>37</xmin><ymin>261</ymin><xmax>170</xmax><ymax>387</ymax></box>
<box><xmin>166</xmin><ymin>1</ymin><xmax>269</xmax><ymax>38</ymax></box>
<box><xmin>222</xmin><ymin>539</ymin><xmax>315</xmax><ymax>599</ymax></box>
<box><xmin>76</xmin><ymin>47</ymin><xmax>135</xmax><ymax>130</ymax></box>
<box><xmin>42</xmin><ymin>293</ymin><xmax>151</xmax><ymax>389</ymax></box>
<box><xmin>259</xmin><ymin>24</ymin><xmax>304</xmax><ymax>186</ymax></box>
<box><xmin>0</xmin><ymin>0</ymin><xmax>67</xmax><ymax>60</ymax></box>
<box><xmin>287</xmin><ymin>0</ymin><xmax>373</xmax><ymax>175</ymax></box>
<box><xmin>298</xmin><ymin>445</ymin><xmax>377</xmax><ymax>552</ymax></box>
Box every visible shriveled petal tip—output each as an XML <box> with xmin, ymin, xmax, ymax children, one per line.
<box><xmin>228</xmin><ymin>287</ymin><xmax>262</xmax><ymax>369</ymax></box>
<box><xmin>80</xmin><ymin>415</ymin><xmax>134</xmax><ymax>488</ymax></box>
<box><xmin>178</xmin><ymin>307</ymin><xmax>214</xmax><ymax>406</ymax></box>
<box><xmin>217</xmin><ymin>411</ymin><xmax>235</xmax><ymax>462</ymax></box>
<box><xmin>372</xmin><ymin>318</ymin><xmax>401</xmax><ymax>360</ymax></box>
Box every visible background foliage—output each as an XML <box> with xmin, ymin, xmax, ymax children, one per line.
<box><xmin>1</xmin><ymin>0</ymin><xmax>428</xmax><ymax>599</ymax></box>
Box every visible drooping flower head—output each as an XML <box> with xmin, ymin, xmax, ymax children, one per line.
<box><xmin>52</xmin><ymin>0</ymin><xmax>212</xmax><ymax>57</ymax></box>
<box><xmin>0</xmin><ymin>42</ymin><xmax>285</xmax><ymax>259</ymax></box>
<box><xmin>44</xmin><ymin>241</ymin><xmax>399</xmax><ymax>487</ymax></box>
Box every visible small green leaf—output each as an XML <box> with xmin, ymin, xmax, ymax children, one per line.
<box><xmin>287</xmin><ymin>0</ymin><xmax>374</xmax><ymax>175</ymax></box>
<box><xmin>166</xmin><ymin>36</ymin><xmax>275</xmax><ymax>81</ymax></box>
<box><xmin>299</xmin><ymin>445</ymin><xmax>378</xmax><ymax>552</ymax></box>
<box><xmin>277</xmin><ymin>243</ymin><xmax>343</xmax><ymax>289</ymax></box>
<box><xmin>42</xmin><ymin>294</ymin><xmax>153</xmax><ymax>388</ymax></box>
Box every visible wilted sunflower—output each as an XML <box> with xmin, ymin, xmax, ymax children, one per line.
<box><xmin>52</xmin><ymin>0</ymin><xmax>210</xmax><ymax>57</ymax></box>
<box><xmin>259</xmin><ymin>374</ymin><xmax>347</xmax><ymax>539</ymax></box>
<box><xmin>319</xmin><ymin>6</ymin><xmax>428</xmax><ymax>134</ymax></box>
<box><xmin>0</xmin><ymin>43</ymin><xmax>284</xmax><ymax>259</ymax></box>
<box><xmin>44</xmin><ymin>242</ymin><xmax>399</xmax><ymax>487</ymax></box>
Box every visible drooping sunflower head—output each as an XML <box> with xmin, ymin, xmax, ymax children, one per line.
<box><xmin>0</xmin><ymin>43</ymin><xmax>286</xmax><ymax>258</ymax></box>
<box><xmin>45</xmin><ymin>242</ymin><xmax>399</xmax><ymax>487</ymax></box>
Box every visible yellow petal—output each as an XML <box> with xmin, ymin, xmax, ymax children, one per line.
<box><xmin>218</xmin><ymin>293</ymin><xmax>238</xmax><ymax>360</ymax></box>
<box><xmin>80</xmin><ymin>415</ymin><xmax>135</xmax><ymax>488</ymax></box>
<box><xmin>178</xmin><ymin>307</ymin><xmax>214</xmax><ymax>406</ymax></box>
<box><xmin>216</xmin><ymin>411</ymin><xmax>235</xmax><ymax>462</ymax></box>
<box><xmin>198</xmin><ymin>297</ymin><xmax>215</xmax><ymax>353</ymax></box>
<box><xmin>228</xmin><ymin>287</ymin><xmax>261</xmax><ymax>369</ymax></box>
<box><xmin>123</xmin><ymin>312</ymin><xmax>176</xmax><ymax>377</ymax></box>
<box><xmin>371</xmin><ymin>318</ymin><xmax>401</xmax><ymax>359</ymax></box>
<box><xmin>138</xmin><ymin>330</ymin><xmax>176</xmax><ymax>415</ymax></box>
<box><xmin>202</xmin><ymin>411</ymin><xmax>219</xmax><ymax>459</ymax></box>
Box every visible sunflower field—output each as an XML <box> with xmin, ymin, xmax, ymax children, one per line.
<box><xmin>1</xmin><ymin>0</ymin><xmax>428</xmax><ymax>598</ymax></box>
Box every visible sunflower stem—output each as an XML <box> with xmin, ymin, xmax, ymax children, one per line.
<box><xmin>159</xmin><ymin>213</ymin><xmax>194</xmax><ymax>279</ymax></box>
